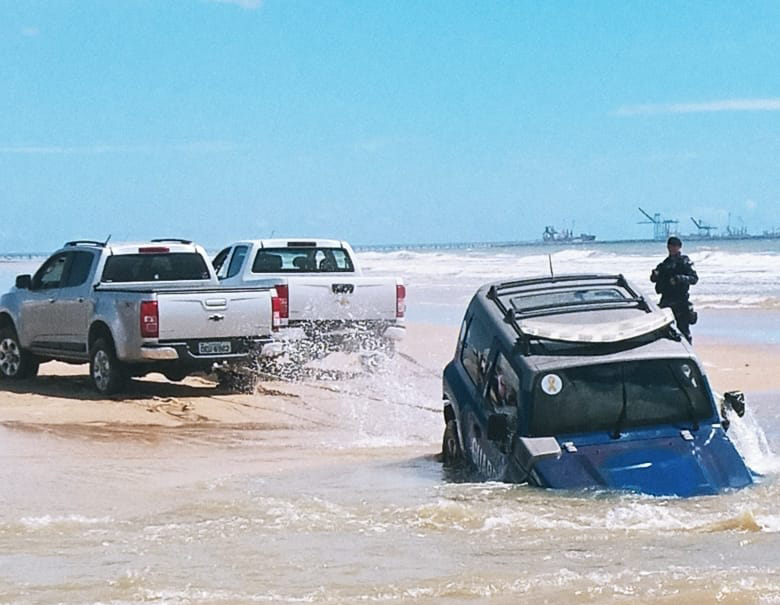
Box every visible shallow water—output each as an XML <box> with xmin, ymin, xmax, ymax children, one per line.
<box><xmin>1</xmin><ymin>389</ymin><xmax>779</xmax><ymax>605</ymax></box>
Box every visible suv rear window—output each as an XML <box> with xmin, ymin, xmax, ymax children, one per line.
<box><xmin>510</xmin><ymin>287</ymin><xmax>629</xmax><ymax>313</ymax></box>
<box><xmin>530</xmin><ymin>359</ymin><xmax>712</xmax><ymax>437</ymax></box>
<box><xmin>251</xmin><ymin>247</ymin><xmax>354</xmax><ymax>273</ymax></box>
<box><xmin>101</xmin><ymin>253</ymin><xmax>210</xmax><ymax>282</ymax></box>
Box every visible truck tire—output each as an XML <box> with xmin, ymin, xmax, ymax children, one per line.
<box><xmin>215</xmin><ymin>365</ymin><xmax>259</xmax><ymax>393</ymax></box>
<box><xmin>0</xmin><ymin>327</ymin><xmax>39</xmax><ymax>380</ymax></box>
<box><xmin>90</xmin><ymin>338</ymin><xmax>127</xmax><ymax>395</ymax></box>
<box><xmin>442</xmin><ymin>419</ymin><xmax>463</xmax><ymax>467</ymax></box>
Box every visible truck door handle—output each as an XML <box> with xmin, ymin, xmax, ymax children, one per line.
<box><xmin>332</xmin><ymin>284</ymin><xmax>354</xmax><ymax>294</ymax></box>
<box><xmin>48</xmin><ymin>298</ymin><xmax>56</xmax><ymax>304</ymax></box>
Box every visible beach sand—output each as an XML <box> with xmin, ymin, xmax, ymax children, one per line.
<box><xmin>0</xmin><ymin>322</ymin><xmax>777</xmax><ymax>430</ymax></box>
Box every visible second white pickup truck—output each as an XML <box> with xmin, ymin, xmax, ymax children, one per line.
<box><xmin>213</xmin><ymin>239</ymin><xmax>405</xmax><ymax>357</ymax></box>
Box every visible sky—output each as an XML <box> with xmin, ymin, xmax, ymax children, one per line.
<box><xmin>2</xmin><ymin>1</ymin><xmax>780</xmax><ymax>252</ymax></box>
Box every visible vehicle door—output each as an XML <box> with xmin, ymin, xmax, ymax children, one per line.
<box><xmin>53</xmin><ymin>250</ymin><xmax>97</xmax><ymax>354</ymax></box>
<box><xmin>456</xmin><ymin>314</ymin><xmax>502</xmax><ymax>478</ymax></box>
<box><xmin>478</xmin><ymin>350</ymin><xmax>522</xmax><ymax>479</ymax></box>
<box><xmin>18</xmin><ymin>252</ymin><xmax>69</xmax><ymax>348</ymax></box>
<box><xmin>215</xmin><ymin>245</ymin><xmax>249</xmax><ymax>285</ymax></box>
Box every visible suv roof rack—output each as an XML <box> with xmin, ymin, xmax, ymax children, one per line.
<box><xmin>65</xmin><ymin>240</ymin><xmax>107</xmax><ymax>248</ymax></box>
<box><xmin>150</xmin><ymin>238</ymin><xmax>193</xmax><ymax>245</ymax></box>
<box><xmin>486</xmin><ymin>274</ymin><xmax>673</xmax><ymax>353</ymax></box>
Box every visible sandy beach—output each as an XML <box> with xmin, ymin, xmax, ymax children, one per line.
<box><xmin>0</xmin><ymin>321</ymin><xmax>777</xmax><ymax>430</ymax></box>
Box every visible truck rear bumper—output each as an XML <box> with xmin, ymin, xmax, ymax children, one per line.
<box><xmin>136</xmin><ymin>337</ymin><xmax>278</xmax><ymax>362</ymax></box>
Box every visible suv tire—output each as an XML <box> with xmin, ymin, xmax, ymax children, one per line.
<box><xmin>0</xmin><ymin>327</ymin><xmax>39</xmax><ymax>379</ymax></box>
<box><xmin>90</xmin><ymin>338</ymin><xmax>127</xmax><ymax>395</ymax></box>
<box><xmin>442</xmin><ymin>419</ymin><xmax>463</xmax><ymax>466</ymax></box>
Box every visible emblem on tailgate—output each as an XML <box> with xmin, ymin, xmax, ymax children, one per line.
<box><xmin>208</xmin><ymin>314</ymin><xmax>225</xmax><ymax>321</ymax></box>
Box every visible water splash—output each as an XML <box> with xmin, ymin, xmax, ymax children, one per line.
<box><xmin>722</xmin><ymin>400</ymin><xmax>780</xmax><ymax>476</ymax></box>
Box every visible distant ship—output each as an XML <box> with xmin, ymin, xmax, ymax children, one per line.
<box><xmin>542</xmin><ymin>226</ymin><xmax>597</xmax><ymax>244</ymax></box>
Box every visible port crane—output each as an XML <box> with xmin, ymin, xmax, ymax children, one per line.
<box><xmin>638</xmin><ymin>207</ymin><xmax>679</xmax><ymax>240</ymax></box>
<box><xmin>690</xmin><ymin>217</ymin><xmax>717</xmax><ymax>237</ymax></box>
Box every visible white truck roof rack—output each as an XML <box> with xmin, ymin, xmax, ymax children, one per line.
<box><xmin>486</xmin><ymin>274</ymin><xmax>677</xmax><ymax>352</ymax></box>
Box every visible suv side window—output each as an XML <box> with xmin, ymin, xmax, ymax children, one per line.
<box><xmin>31</xmin><ymin>253</ymin><xmax>68</xmax><ymax>290</ymax></box>
<box><xmin>226</xmin><ymin>245</ymin><xmax>248</xmax><ymax>279</ymax></box>
<box><xmin>461</xmin><ymin>315</ymin><xmax>493</xmax><ymax>388</ymax></box>
<box><xmin>488</xmin><ymin>352</ymin><xmax>520</xmax><ymax>409</ymax></box>
<box><xmin>62</xmin><ymin>251</ymin><xmax>95</xmax><ymax>288</ymax></box>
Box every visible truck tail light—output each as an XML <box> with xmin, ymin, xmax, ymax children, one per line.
<box><xmin>396</xmin><ymin>284</ymin><xmax>406</xmax><ymax>318</ymax></box>
<box><xmin>275</xmin><ymin>284</ymin><xmax>289</xmax><ymax>326</ymax></box>
<box><xmin>271</xmin><ymin>295</ymin><xmax>281</xmax><ymax>332</ymax></box>
<box><xmin>140</xmin><ymin>300</ymin><xmax>159</xmax><ymax>338</ymax></box>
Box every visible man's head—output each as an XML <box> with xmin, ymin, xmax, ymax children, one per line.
<box><xmin>667</xmin><ymin>236</ymin><xmax>682</xmax><ymax>255</ymax></box>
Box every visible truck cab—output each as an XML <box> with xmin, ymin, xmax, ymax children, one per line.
<box><xmin>442</xmin><ymin>274</ymin><xmax>753</xmax><ymax>497</ymax></box>
<box><xmin>213</xmin><ymin>238</ymin><xmax>406</xmax><ymax>356</ymax></box>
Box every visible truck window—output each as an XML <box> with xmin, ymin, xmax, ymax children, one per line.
<box><xmin>530</xmin><ymin>359</ymin><xmax>713</xmax><ymax>437</ymax></box>
<box><xmin>62</xmin><ymin>251</ymin><xmax>95</xmax><ymax>287</ymax></box>
<box><xmin>32</xmin><ymin>253</ymin><xmax>68</xmax><ymax>290</ymax></box>
<box><xmin>226</xmin><ymin>245</ymin><xmax>249</xmax><ymax>279</ymax></box>
<box><xmin>251</xmin><ymin>248</ymin><xmax>355</xmax><ymax>273</ymax></box>
<box><xmin>101</xmin><ymin>253</ymin><xmax>211</xmax><ymax>282</ymax></box>
<box><xmin>461</xmin><ymin>316</ymin><xmax>493</xmax><ymax>388</ymax></box>
<box><xmin>212</xmin><ymin>248</ymin><xmax>231</xmax><ymax>276</ymax></box>
<box><xmin>487</xmin><ymin>352</ymin><xmax>520</xmax><ymax>409</ymax></box>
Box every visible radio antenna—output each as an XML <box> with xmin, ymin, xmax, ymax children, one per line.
<box><xmin>548</xmin><ymin>254</ymin><xmax>554</xmax><ymax>278</ymax></box>
<box><xmin>103</xmin><ymin>234</ymin><xmax>112</xmax><ymax>246</ymax></box>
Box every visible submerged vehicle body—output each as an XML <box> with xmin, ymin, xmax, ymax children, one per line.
<box><xmin>441</xmin><ymin>274</ymin><xmax>753</xmax><ymax>497</ymax></box>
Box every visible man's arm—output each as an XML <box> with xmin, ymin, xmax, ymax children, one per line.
<box><xmin>673</xmin><ymin>258</ymin><xmax>698</xmax><ymax>286</ymax></box>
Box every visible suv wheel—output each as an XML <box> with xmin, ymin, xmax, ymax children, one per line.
<box><xmin>0</xmin><ymin>327</ymin><xmax>39</xmax><ymax>379</ymax></box>
<box><xmin>442</xmin><ymin>419</ymin><xmax>463</xmax><ymax>466</ymax></box>
<box><xmin>90</xmin><ymin>338</ymin><xmax>127</xmax><ymax>395</ymax></box>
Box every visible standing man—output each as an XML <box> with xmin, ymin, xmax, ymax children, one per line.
<box><xmin>650</xmin><ymin>236</ymin><xmax>698</xmax><ymax>343</ymax></box>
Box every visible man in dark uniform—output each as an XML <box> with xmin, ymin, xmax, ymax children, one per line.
<box><xmin>650</xmin><ymin>236</ymin><xmax>698</xmax><ymax>343</ymax></box>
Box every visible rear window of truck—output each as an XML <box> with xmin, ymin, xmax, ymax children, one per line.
<box><xmin>251</xmin><ymin>247</ymin><xmax>355</xmax><ymax>273</ymax></box>
<box><xmin>530</xmin><ymin>359</ymin><xmax>713</xmax><ymax>437</ymax></box>
<box><xmin>101</xmin><ymin>253</ymin><xmax>211</xmax><ymax>282</ymax></box>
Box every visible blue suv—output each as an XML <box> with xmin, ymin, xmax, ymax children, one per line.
<box><xmin>441</xmin><ymin>274</ymin><xmax>753</xmax><ymax>497</ymax></box>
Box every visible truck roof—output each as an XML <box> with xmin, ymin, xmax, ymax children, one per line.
<box><xmin>63</xmin><ymin>239</ymin><xmax>201</xmax><ymax>255</ymax></box>
<box><xmin>473</xmin><ymin>273</ymin><xmax>693</xmax><ymax>367</ymax></box>
<box><xmin>233</xmin><ymin>238</ymin><xmax>349</xmax><ymax>250</ymax></box>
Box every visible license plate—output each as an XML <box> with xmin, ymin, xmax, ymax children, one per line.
<box><xmin>198</xmin><ymin>341</ymin><xmax>231</xmax><ymax>355</ymax></box>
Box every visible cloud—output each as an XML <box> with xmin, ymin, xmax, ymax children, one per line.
<box><xmin>0</xmin><ymin>142</ymin><xmax>237</xmax><ymax>154</ymax></box>
<box><xmin>207</xmin><ymin>0</ymin><xmax>263</xmax><ymax>9</ymax></box>
<box><xmin>616</xmin><ymin>99</ymin><xmax>780</xmax><ymax>116</ymax></box>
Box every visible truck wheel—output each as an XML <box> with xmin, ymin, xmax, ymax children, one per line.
<box><xmin>0</xmin><ymin>327</ymin><xmax>39</xmax><ymax>379</ymax></box>
<box><xmin>216</xmin><ymin>366</ymin><xmax>258</xmax><ymax>393</ymax></box>
<box><xmin>90</xmin><ymin>338</ymin><xmax>127</xmax><ymax>395</ymax></box>
<box><xmin>442</xmin><ymin>419</ymin><xmax>463</xmax><ymax>467</ymax></box>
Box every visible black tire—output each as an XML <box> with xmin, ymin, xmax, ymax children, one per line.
<box><xmin>216</xmin><ymin>365</ymin><xmax>259</xmax><ymax>393</ymax></box>
<box><xmin>90</xmin><ymin>338</ymin><xmax>127</xmax><ymax>395</ymax></box>
<box><xmin>442</xmin><ymin>419</ymin><xmax>463</xmax><ymax>467</ymax></box>
<box><xmin>0</xmin><ymin>327</ymin><xmax>39</xmax><ymax>380</ymax></box>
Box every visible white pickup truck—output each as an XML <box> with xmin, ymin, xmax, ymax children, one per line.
<box><xmin>213</xmin><ymin>239</ymin><xmax>405</xmax><ymax>357</ymax></box>
<box><xmin>0</xmin><ymin>239</ymin><xmax>283</xmax><ymax>393</ymax></box>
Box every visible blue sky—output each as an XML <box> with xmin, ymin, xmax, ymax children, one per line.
<box><xmin>2</xmin><ymin>1</ymin><xmax>780</xmax><ymax>251</ymax></box>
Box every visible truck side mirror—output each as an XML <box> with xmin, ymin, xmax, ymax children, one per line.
<box><xmin>15</xmin><ymin>274</ymin><xmax>31</xmax><ymax>289</ymax></box>
<box><xmin>487</xmin><ymin>413</ymin><xmax>509</xmax><ymax>442</ymax></box>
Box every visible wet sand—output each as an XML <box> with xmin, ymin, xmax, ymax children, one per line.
<box><xmin>0</xmin><ymin>322</ymin><xmax>778</xmax><ymax>429</ymax></box>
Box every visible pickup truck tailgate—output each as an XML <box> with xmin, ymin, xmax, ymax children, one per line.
<box><xmin>288</xmin><ymin>278</ymin><xmax>397</xmax><ymax>322</ymax></box>
<box><xmin>157</xmin><ymin>290</ymin><xmax>272</xmax><ymax>339</ymax></box>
